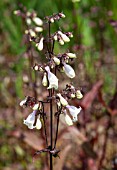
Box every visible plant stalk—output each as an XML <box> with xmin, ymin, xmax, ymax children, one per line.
<box><xmin>49</xmin><ymin>89</ymin><xmax>53</xmax><ymax>170</ymax></box>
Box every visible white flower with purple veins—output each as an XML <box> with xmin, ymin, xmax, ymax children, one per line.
<box><xmin>24</xmin><ymin>110</ymin><xmax>36</xmax><ymax>129</ymax></box>
<box><xmin>45</xmin><ymin>66</ymin><xmax>58</xmax><ymax>90</ymax></box>
<box><xmin>66</xmin><ymin>105</ymin><xmax>82</xmax><ymax>122</ymax></box>
<box><xmin>36</xmin><ymin>37</ymin><xmax>44</xmax><ymax>51</ymax></box>
<box><xmin>63</xmin><ymin>63</ymin><xmax>75</xmax><ymax>78</ymax></box>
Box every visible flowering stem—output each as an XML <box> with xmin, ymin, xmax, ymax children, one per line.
<box><xmin>42</xmin><ymin>102</ymin><xmax>48</xmax><ymax>147</ymax></box>
<box><xmin>54</xmin><ymin>113</ymin><xmax>60</xmax><ymax>149</ymax></box>
<box><xmin>49</xmin><ymin>89</ymin><xmax>53</xmax><ymax>170</ymax></box>
<box><xmin>47</xmin><ymin>21</ymin><xmax>53</xmax><ymax>170</ymax></box>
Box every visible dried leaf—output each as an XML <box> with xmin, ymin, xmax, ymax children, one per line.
<box><xmin>80</xmin><ymin>80</ymin><xmax>103</xmax><ymax>110</ymax></box>
<box><xmin>98</xmin><ymin>90</ymin><xmax>117</xmax><ymax>116</ymax></box>
<box><xmin>10</xmin><ymin>130</ymin><xmax>43</xmax><ymax>150</ymax></box>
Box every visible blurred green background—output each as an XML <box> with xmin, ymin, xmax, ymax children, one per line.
<box><xmin>0</xmin><ymin>0</ymin><xmax>117</xmax><ymax>170</ymax></box>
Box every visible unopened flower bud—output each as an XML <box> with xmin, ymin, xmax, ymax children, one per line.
<box><xmin>26</xmin><ymin>18</ymin><xmax>32</xmax><ymax>25</ymax></box>
<box><xmin>66</xmin><ymin>32</ymin><xmax>73</xmax><ymax>38</ymax></box>
<box><xmin>42</xmin><ymin>72</ymin><xmax>48</xmax><ymax>86</ymax></box>
<box><xmin>32</xmin><ymin>103</ymin><xmax>39</xmax><ymax>110</ymax></box>
<box><xmin>53</xmin><ymin>57</ymin><xmax>60</xmax><ymax>65</ymax></box>
<box><xmin>36</xmin><ymin>37</ymin><xmax>44</xmax><ymax>51</ymax></box>
<box><xmin>34</xmin><ymin>65</ymin><xmax>39</xmax><ymax>71</ymax></box>
<box><xmin>59</xmin><ymin>13</ymin><xmax>65</xmax><ymax>18</ymax></box>
<box><xmin>34</xmin><ymin>27</ymin><xmax>43</xmax><ymax>32</ymax></box>
<box><xmin>13</xmin><ymin>10</ymin><xmax>20</xmax><ymax>15</ymax></box>
<box><xmin>20</xmin><ymin>98</ymin><xmax>27</xmax><ymax>106</ymax></box>
<box><xmin>59</xmin><ymin>39</ymin><xmax>64</xmax><ymax>45</ymax></box>
<box><xmin>36</xmin><ymin>116</ymin><xmax>42</xmax><ymax>129</ymax></box>
<box><xmin>26</xmin><ymin>12</ymin><xmax>31</xmax><ymax>17</ymax></box>
<box><xmin>57</xmin><ymin>93</ymin><xmax>68</xmax><ymax>106</ymax></box>
<box><xmin>58</xmin><ymin>31</ymin><xmax>70</xmax><ymax>42</ymax></box>
<box><xmin>29</xmin><ymin>29</ymin><xmax>36</xmax><ymax>37</ymax></box>
<box><xmin>54</xmin><ymin>34</ymin><xmax>58</xmax><ymax>41</ymax></box>
<box><xmin>64</xmin><ymin>114</ymin><xmax>73</xmax><ymax>126</ymax></box>
<box><xmin>50</xmin><ymin>17</ymin><xmax>54</xmax><ymax>23</ymax></box>
<box><xmin>71</xmin><ymin>93</ymin><xmax>76</xmax><ymax>98</ymax></box>
<box><xmin>76</xmin><ymin>90</ymin><xmax>83</xmax><ymax>99</ymax></box>
<box><xmin>25</xmin><ymin>30</ymin><xmax>29</xmax><ymax>34</ymax></box>
<box><xmin>33</xmin><ymin>17</ymin><xmax>43</xmax><ymax>26</ymax></box>
<box><xmin>66</xmin><ymin>53</ymin><xmax>76</xmax><ymax>58</ymax></box>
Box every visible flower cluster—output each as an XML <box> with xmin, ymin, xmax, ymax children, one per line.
<box><xmin>20</xmin><ymin>96</ymin><xmax>42</xmax><ymax>129</ymax></box>
<box><xmin>45</xmin><ymin>12</ymin><xmax>65</xmax><ymax>23</ymax></box>
<box><xmin>56</xmin><ymin>84</ymin><xmax>83</xmax><ymax>126</ymax></box>
<box><xmin>18</xmin><ymin>11</ymin><xmax>83</xmax><ymax>129</ymax></box>
<box><xmin>14</xmin><ymin>7</ymin><xmax>43</xmax><ymax>45</ymax></box>
<box><xmin>53</xmin><ymin>31</ymin><xmax>73</xmax><ymax>45</ymax></box>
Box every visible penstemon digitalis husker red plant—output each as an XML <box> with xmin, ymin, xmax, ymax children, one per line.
<box><xmin>14</xmin><ymin>6</ymin><xmax>83</xmax><ymax>170</ymax></box>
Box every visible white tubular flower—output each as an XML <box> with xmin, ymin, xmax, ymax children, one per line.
<box><xmin>58</xmin><ymin>31</ymin><xmax>70</xmax><ymax>42</ymax></box>
<box><xmin>53</xmin><ymin>57</ymin><xmax>60</xmax><ymax>65</ymax></box>
<box><xmin>34</xmin><ymin>27</ymin><xmax>43</xmax><ymax>32</ymax></box>
<box><xmin>33</xmin><ymin>17</ymin><xmax>43</xmax><ymax>26</ymax></box>
<box><xmin>23</xmin><ymin>110</ymin><xmax>36</xmax><ymax>129</ymax></box>
<box><xmin>33</xmin><ymin>103</ymin><xmax>39</xmax><ymax>110</ymax></box>
<box><xmin>36</xmin><ymin>37</ymin><xmax>44</xmax><ymax>51</ymax></box>
<box><xmin>45</xmin><ymin>66</ymin><xmax>58</xmax><ymax>90</ymax></box>
<box><xmin>66</xmin><ymin>105</ymin><xmax>82</xmax><ymax>122</ymax></box>
<box><xmin>76</xmin><ymin>90</ymin><xmax>83</xmax><ymax>99</ymax></box>
<box><xmin>42</xmin><ymin>72</ymin><xmax>48</xmax><ymax>86</ymax></box>
<box><xmin>57</xmin><ymin>93</ymin><xmax>68</xmax><ymax>106</ymax></box>
<box><xmin>63</xmin><ymin>63</ymin><xmax>75</xmax><ymax>78</ymax></box>
<box><xmin>36</xmin><ymin>116</ymin><xmax>42</xmax><ymax>129</ymax></box>
<box><xmin>66</xmin><ymin>53</ymin><xmax>76</xmax><ymax>58</ymax></box>
<box><xmin>64</xmin><ymin>112</ymin><xmax>73</xmax><ymax>126</ymax></box>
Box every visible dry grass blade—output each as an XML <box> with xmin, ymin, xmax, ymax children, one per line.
<box><xmin>79</xmin><ymin>80</ymin><xmax>103</xmax><ymax>110</ymax></box>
